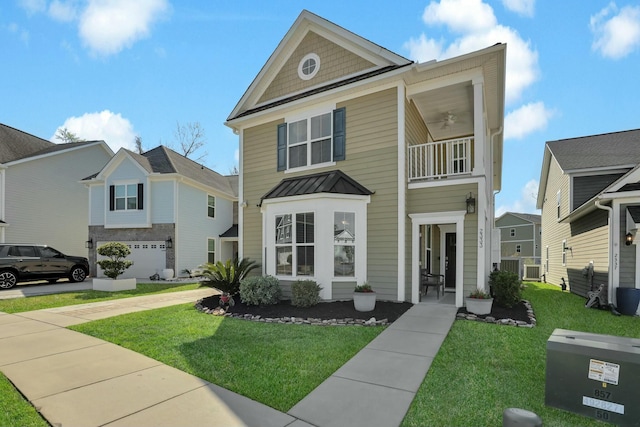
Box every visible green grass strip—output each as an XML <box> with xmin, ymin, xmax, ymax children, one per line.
<box><xmin>70</xmin><ymin>303</ymin><xmax>382</xmax><ymax>411</ymax></box>
<box><xmin>0</xmin><ymin>373</ymin><xmax>48</xmax><ymax>427</ymax></box>
<box><xmin>401</xmin><ymin>282</ymin><xmax>639</xmax><ymax>427</ymax></box>
<box><xmin>0</xmin><ymin>282</ymin><xmax>202</xmax><ymax>313</ymax></box>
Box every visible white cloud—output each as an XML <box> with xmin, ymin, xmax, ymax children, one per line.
<box><xmin>79</xmin><ymin>0</ymin><xmax>169</xmax><ymax>57</ymax></box>
<box><xmin>48</xmin><ymin>0</ymin><xmax>78</xmax><ymax>22</ymax></box>
<box><xmin>495</xmin><ymin>179</ymin><xmax>540</xmax><ymax>216</ymax></box>
<box><xmin>423</xmin><ymin>0</ymin><xmax>496</xmax><ymax>33</ymax></box>
<box><xmin>52</xmin><ymin>110</ymin><xmax>137</xmax><ymax>152</ymax></box>
<box><xmin>591</xmin><ymin>3</ymin><xmax>640</xmax><ymax>59</ymax></box>
<box><xmin>405</xmin><ymin>0</ymin><xmax>539</xmax><ymax>105</ymax></box>
<box><xmin>502</xmin><ymin>0</ymin><xmax>535</xmax><ymax>17</ymax></box>
<box><xmin>18</xmin><ymin>0</ymin><xmax>47</xmax><ymax>14</ymax></box>
<box><xmin>504</xmin><ymin>101</ymin><xmax>554</xmax><ymax>140</ymax></box>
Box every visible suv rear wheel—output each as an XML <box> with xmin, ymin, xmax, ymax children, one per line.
<box><xmin>0</xmin><ymin>270</ymin><xmax>18</xmax><ymax>289</ymax></box>
<box><xmin>69</xmin><ymin>266</ymin><xmax>87</xmax><ymax>283</ymax></box>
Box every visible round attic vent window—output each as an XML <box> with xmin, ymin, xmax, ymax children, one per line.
<box><xmin>298</xmin><ymin>53</ymin><xmax>320</xmax><ymax>80</ymax></box>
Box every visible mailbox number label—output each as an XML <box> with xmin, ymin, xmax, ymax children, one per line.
<box><xmin>594</xmin><ymin>389</ymin><xmax>611</xmax><ymax>400</ymax></box>
<box><xmin>582</xmin><ymin>396</ymin><xmax>624</xmax><ymax>415</ymax></box>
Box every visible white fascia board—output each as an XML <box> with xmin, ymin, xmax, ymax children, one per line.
<box><xmin>5</xmin><ymin>140</ymin><xmax>113</xmax><ymax>167</ymax></box>
<box><xmin>226</xmin><ymin>72</ymin><xmax>407</xmax><ymax>131</ymax></box>
<box><xmin>406</xmin><ymin>67</ymin><xmax>483</xmax><ymax>97</ymax></box>
<box><xmin>261</xmin><ymin>193</ymin><xmax>371</xmax><ymax>207</ymax></box>
<box><xmin>96</xmin><ymin>149</ymin><xmax>148</xmax><ymax>180</ymax></box>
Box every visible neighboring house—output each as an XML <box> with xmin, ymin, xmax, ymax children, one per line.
<box><xmin>84</xmin><ymin>145</ymin><xmax>238</xmax><ymax>279</ymax></box>
<box><xmin>537</xmin><ymin>128</ymin><xmax>640</xmax><ymax>312</ymax></box>
<box><xmin>495</xmin><ymin>212</ymin><xmax>541</xmax><ymax>275</ymax></box>
<box><xmin>0</xmin><ymin>123</ymin><xmax>113</xmax><ymax>256</ymax></box>
<box><xmin>224</xmin><ymin>10</ymin><xmax>506</xmax><ymax>306</ymax></box>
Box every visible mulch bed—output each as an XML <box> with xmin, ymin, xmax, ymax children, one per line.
<box><xmin>456</xmin><ymin>300</ymin><xmax>536</xmax><ymax>326</ymax></box>
<box><xmin>196</xmin><ymin>295</ymin><xmax>536</xmax><ymax>327</ymax></box>
<box><xmin>197</xmin><ymin>295</ymin><xmax>413</xmax><ymax>324</ymax></box>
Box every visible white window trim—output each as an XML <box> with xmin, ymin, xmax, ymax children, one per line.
<box><xmin>207</xmin><ymin>237</ymin><xmax>216</xmax><ymax>264</ymax></box>
<box><xmin>298</xmin><ymin>53</ymin><xmax>320</xmax><ymax>80</ymax></box>
<box><xmin>284</xmin><ymin>104</ymin><xmax>336</xmax><ymax>172</ymax></box>
<box><xmin>207</xmin><ymin>194</ymin><xmax>216</xmax><ymax>219</ymax></box>
<box><xmin>113</xmin><ymin>180</ymin><xmax>139</xmax><ymax>211</ymax></box>
<box><xmin>262</xmin><ymin>195</ymin><xmax>369</xmax><ymax>300</ymax></box>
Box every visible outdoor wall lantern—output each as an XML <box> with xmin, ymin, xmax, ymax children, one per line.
<box><xmin>85</xmin><ymin>238</ymin><xmax>93</xmax><ymax>249</ymax></box>
<box><xmin>466</xmin><ymin>192</ymin><xmax>476</xmax><ymax>214</ymax></box>
<box><xmin>625</xmin><ymin>232</ymin><xmax>634</xmax><ymax>246</ymax></box>
<box><xmin>166</xmin><ymin>236</ymin><xmax>173</xmax><ymax>249</ymax></box>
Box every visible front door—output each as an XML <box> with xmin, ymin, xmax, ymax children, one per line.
<box><xmin>445</xmin><ymin>233</ymin><xmax>456</xmax><ymax>289</ymax></box>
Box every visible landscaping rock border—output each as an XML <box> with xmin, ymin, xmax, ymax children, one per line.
<box><xmin>194</xmin><ymin>299</ymin><xmax>389</xmax><ymax>326</ymax></box>
<box><xmin>456</xmin><ymin>299</ymin><xmax>536</xmax><ymax>327</ymax></box>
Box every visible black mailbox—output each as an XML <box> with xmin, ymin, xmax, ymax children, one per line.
<box><xmin>546</xmin><ymin>329</ymin><xmax>640</xmax><ymax>426</ymax></box>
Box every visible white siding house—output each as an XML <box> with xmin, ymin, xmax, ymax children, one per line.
<box><xmin>0</xmin><ymin>123</ymin><xmax>113</xmax><ymax>256</ymax></box>
<box><xmin>85</xmin><ymin>146</ymin><xmax>238</xmax><ymax>279</ymax></box>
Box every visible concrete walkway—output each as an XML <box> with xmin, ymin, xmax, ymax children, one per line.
<box><xmin>0</xmin><ymin>288</ymin><xmax>456</xmax><ymax>427</ymax></box>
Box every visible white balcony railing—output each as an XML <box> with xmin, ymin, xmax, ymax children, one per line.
<box><xmin>408</xmin><ymin>137</ymin><xmax>474</xmax><ymax>181</ymax></box>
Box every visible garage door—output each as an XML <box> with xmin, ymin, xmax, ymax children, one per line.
<box><xmin>97</xmin><ymin>241</ymin><xmax>166</xmax><ymax>279</ymax></box>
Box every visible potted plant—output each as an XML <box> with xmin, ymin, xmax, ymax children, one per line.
<box><xmin>93</xmin><ymin>242</ymin><xmax>136</xmax><ymax>291</ymax></box>
<box><xmin>465</xmin><ymin>288</ymin><xmax>493</xmax><ymax>315</ymax></box>
<box><xmin>353</xmin><ymin>283</ymin><xmax>376</xmax><ymax>312</ymax></box>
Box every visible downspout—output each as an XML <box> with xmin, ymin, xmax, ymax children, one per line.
<box><xmin>489</xmin><ymin>127</ymin><xmax>503</xmax><ymax>275</ymax></box>
<box><xmin>595</xmin><ymin>199</ymin><xmax>613</xmax><ymax>304</ymax></box>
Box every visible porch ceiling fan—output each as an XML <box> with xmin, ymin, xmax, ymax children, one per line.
<box><xmin>428</xmin><ymin>112</ymin><xmax>458</xmax><ymax>129</ymax></box>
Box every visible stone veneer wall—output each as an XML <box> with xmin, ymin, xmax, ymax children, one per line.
<box><xmin>88</xmin><ymin>224</ymin><xmax>175</xmax><ymax>277</ymax></box>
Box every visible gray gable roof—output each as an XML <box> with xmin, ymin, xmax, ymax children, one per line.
<box><xmin>499</xmin><ymin>212</ymin><xmax>541</xmax><ymax>224</ymax></box>
<box><xmin>547</xmin><ymin>128</ymin><xmax>640</xmax><ymax>171</ymax></box>
<box><xmin>1</xmin><ymin>123</ymin><xmax>105</xmax><ymax>164</ymax></box>
<box><xmin>262</xmin><ymin>170</ymin><xmax>373</xmax><ymax>203</ymax></box>
<box><xmin>124</xmin><ymin>146</ymin><xmax>238</xmax><ymax>198</ymax></box>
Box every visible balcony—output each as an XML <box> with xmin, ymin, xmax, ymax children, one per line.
<box><xmin>408</xmin><ymin>137</ymin><xmax>474</xmax><ymax>181</ymax></box>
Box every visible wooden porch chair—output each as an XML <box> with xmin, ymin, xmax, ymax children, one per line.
<box><xmin>420</xmin><ymin>269</ymin><xmax>444</xmax><ymax>299</ymax></box>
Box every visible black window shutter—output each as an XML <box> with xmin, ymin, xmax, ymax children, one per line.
<box><xmin>277</xmin><ymin>123</ymin><xmax>287</xmax><ymax>171</ymax></box>
<box><xmin>137</xmin><ymin>183</ymin><xmax>144</xmax><ymax>210</ymax></box>
<box><xmin>333</xmin><ymin>107</ymin><xmax>346</xmax><ymax>161</ymax></box>
<box><xmin>109</xmin><ymin>185</ymin><xmax>115</xmax><ymax>211</ymax></box>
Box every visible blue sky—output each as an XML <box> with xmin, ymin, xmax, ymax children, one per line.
<box><xmin>2</xmin><ymin>0</ymin><xmax>640</xmax><ymax>216</ymax></box>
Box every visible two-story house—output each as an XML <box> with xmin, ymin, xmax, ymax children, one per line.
<box><xmin>0</xmin><ymin>123</ymin><xmax>113</xmax><ymax>256</ymax></box>
<box><xmin>495</xmin><ymin>212</ymin><xmax>541</xmax><ymax>276</ymax></box>
<box><xmin>537</xmin><ymin>128</ymin><xmax>640</xmax><ymax>313</ymax></box>
<box><xmin>224</xmin><ymin>10</ymin><xmax>505</xmax><ymax>306</ymax></box>
<box><xmin>84</xmin><ymin>145</ymin><xmax>238</xmax><ymax>279</ymax></box>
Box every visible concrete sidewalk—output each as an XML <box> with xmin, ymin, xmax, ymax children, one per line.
<box><xmin>0</xmin><ymin>289</ymin><xmax>456</xmax><ymax>427</ymax></box>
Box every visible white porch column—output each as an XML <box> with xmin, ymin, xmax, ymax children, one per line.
<box><xmin>397</xmin><ymin>84</ymin><xmax>406</xmax><ymax>301</ymax></box>
<box><xmin>473</xmin><ymin>77</ymin><xmax>485</xmax><ymax>177</ymax></box>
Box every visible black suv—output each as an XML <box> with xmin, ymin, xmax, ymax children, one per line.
<box><xmin>0</xmin><ymin>244</ymin><xmax>90</xmax><ymax>289</ymax></box>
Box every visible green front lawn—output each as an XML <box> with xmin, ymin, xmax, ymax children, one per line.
<box><xmin>402</xmin><ymin>282</ymin><xmax>638</xmax><ymax>426</ymax></box>
<box><xmin>70</xmin><ymin>305</ymin><xmax>382</xmax><ymax>411</ymax></box>
<box><xmin>0</xmin><ymin>282</ymin><xmax>202</xmax><ymax>313</ymax></box>
<box><xmin>0</xmin><ymin>373</ymin><xmax>48</xmax><ymax>427</ymax></box>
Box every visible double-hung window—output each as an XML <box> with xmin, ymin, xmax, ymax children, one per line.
<box><xmin>275</xmin><ymin>213</ymin><xmax>314</xmax><ymax>276</ymax></box>
<box><xmin>288</xmin><ymin>113</ymin><xmax>332</xmax><ymax>168</ymax></box>
<box><xmin>109</xmin><ymin>183</ymin><xmax>143</xmax><ymax>211</ymax></box>
<box><xmin>277</xmin><ymin>107</ymin><xmax>346</xmax><ymax>171</ymax></box>
<box><xmin>208</xmin><ymin>195</ymin><xmax>215</xmax><ymax>218</ymax></box>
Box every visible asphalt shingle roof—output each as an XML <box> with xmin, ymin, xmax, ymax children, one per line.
<box><xmin>547</xmin><ymin>128</ymin><xmax>640</xmax><ymax>171</ymax></box>
<box><xmin>124</xmin><ymin>146</ymin><xmax>238</xmax><ymax>197</ymax></box>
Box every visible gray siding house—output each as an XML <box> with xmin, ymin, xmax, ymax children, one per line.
<box><xmin>0</xmin><ymin>123</ymin><xmax>113</xmax><ymax>256</ymax></box>
<box><xmin>495</xmin><ymin>212</ymin><xmax>541</xmax><ymax>261</ymax></box>
<box><xmin>537</xmin><ymin>128</ymin><xmax>640</xmax><ymax>314</ymax></box>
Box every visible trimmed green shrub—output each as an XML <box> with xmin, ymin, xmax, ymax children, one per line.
<box><xmin>199</xmin><ymin>257</ymin><xmax>259</xmax><ymax>296</ymax></box>
<box><xmin>490</xmin><ymin>270</ymin><xmax>522</xmax><ymax>308</ymax></box>
<box><xmin>96</xmin><ymin>242</ymin><xmax>133</xmax><ymax>279</ymax></box>
<box><xmin>240</xmin><ymin>275</ymin><xmax>281</xmax><ymax>306</ymax></box>
<box><xmin>291</xmin><ymin>279</ymin><xmax>322</xmax><ymax>307</ymax></box>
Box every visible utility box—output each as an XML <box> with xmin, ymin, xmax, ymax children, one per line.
<box><xmin>546</xmin><ymin>329</ymin><xmax>640</xmax><ymax>426</ymax></box>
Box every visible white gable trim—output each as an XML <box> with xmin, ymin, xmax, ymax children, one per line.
<box><xmin>5</xmin><ymin>141</ymin><xmax>113</xmax><ymax>167</ymax></box>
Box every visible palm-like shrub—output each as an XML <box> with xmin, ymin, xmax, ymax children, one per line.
<box><xmin>96</xmin><ymin>242</ymin><xmax>133</xmax><ymax>279</ymax></box>
<box><xmin>200</xmin><ymin>257</ymin><xmax>258</xmax><ymax>296</ymax></box>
